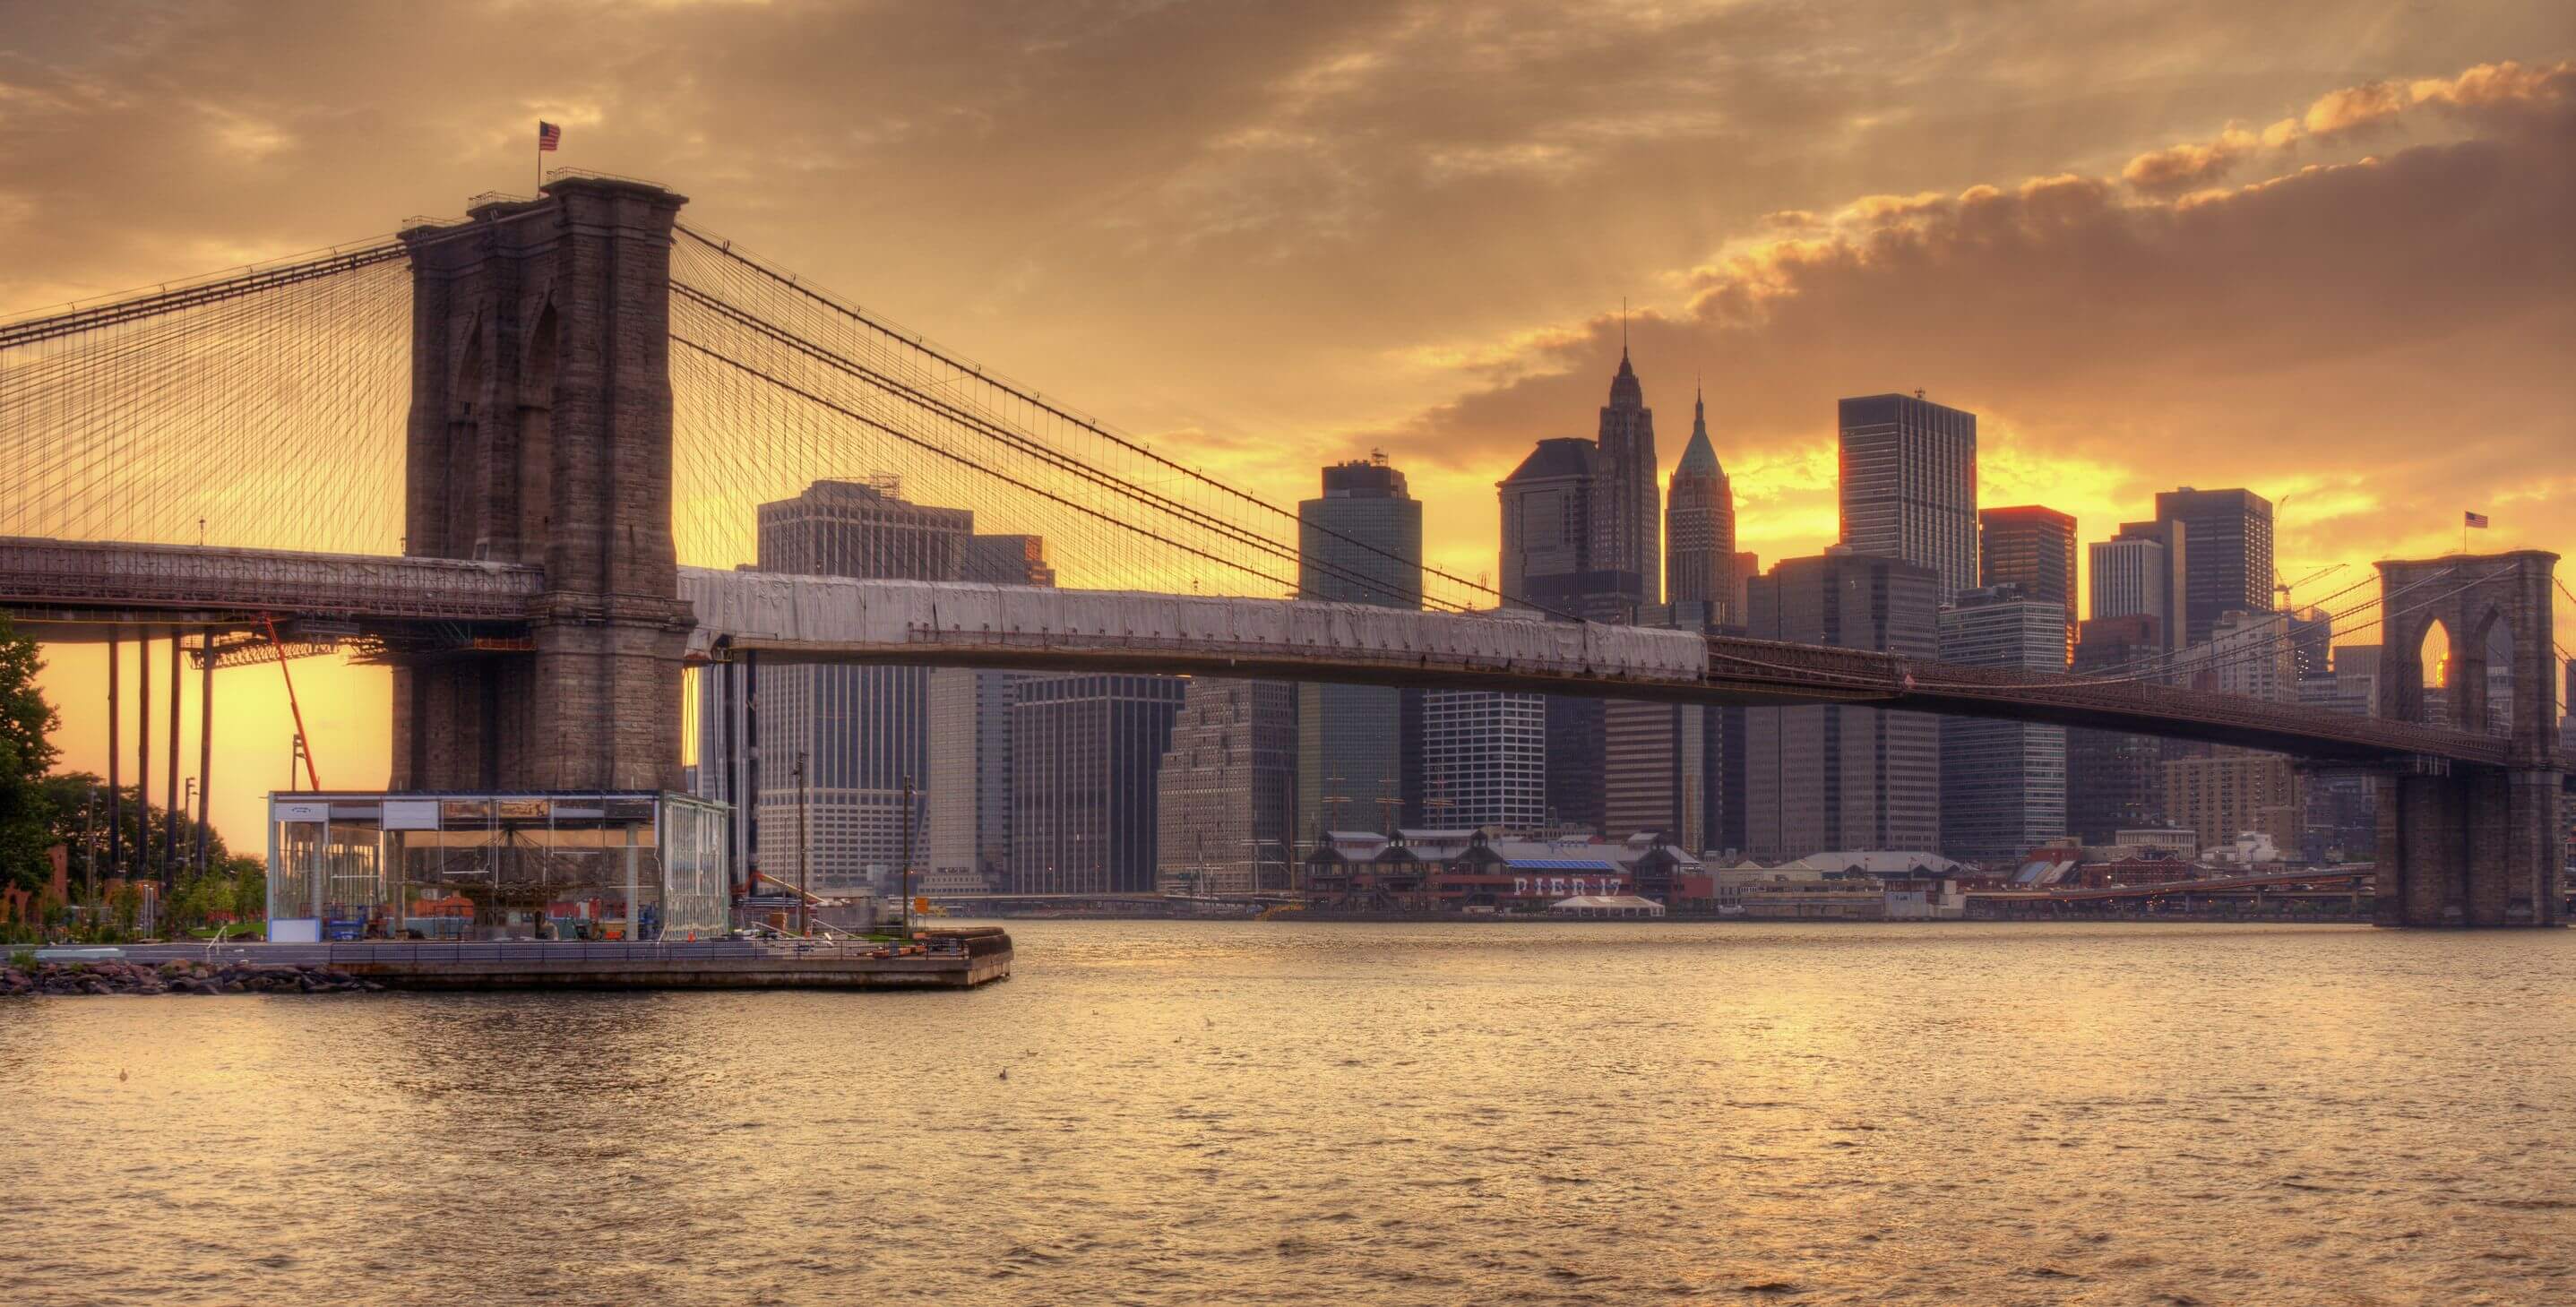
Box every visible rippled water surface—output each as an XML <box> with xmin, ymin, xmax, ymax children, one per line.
<box><xmin>4</xmin><ymin>921</ymin><xmax>2572</xmax><ymax>1305</ymax></box>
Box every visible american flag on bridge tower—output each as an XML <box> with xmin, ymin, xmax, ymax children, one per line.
<box><xmin>2464</xmin><ymin>511</ymin><xmax>2489</xmax><ymax>529</ymax></box>
<box><xmin>538</xmin><ymin>121</ymin><xmax>562</xmax><ymax>151</ymax></box>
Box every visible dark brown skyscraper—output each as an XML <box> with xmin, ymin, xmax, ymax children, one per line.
<box><xmin>1496</xmin><ymin>347</ymin><xmax>1665</xmax><ymax>833</ymax></box>
<box><xmin>1839</xmin><ymin>392</ymin><xmax>1978</xmax><ymax>600</ymax></box>
<box><xmin>1593</xmin><ymin>342</ymin><xmax>1661</xmax><ymax>605</ymax></box>
<box><xmin>2066</xmin><ymin>614</ymin><xmax>2168</xmax><ymax>843</ymax></box>
<box><xmin>1979</xmin><ymin>504</ymin><xmax>2078</xmax><ymax>660</ymax></box>
<box><xmin>1665</xmin><ymin>383</ymin><xmax>1736</xmax><ymax>620</ymax></box>
<box><xmin>2153</xmin><ymin>486</ymin><xmax>2275</xmax><ymax>647</ymax></box>
<box><xmin>1744</xmin><ymin>549</ymin><xmax>1943</xmax><ymax>860</ymax></box>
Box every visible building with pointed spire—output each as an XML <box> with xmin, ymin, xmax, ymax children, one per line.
<box><xmin>1496</xmin><ymin>339</ymin><xmax>1667</xmax><ymax>835</ymax></box>
<box><xmin>1592</xmin><ymin>340</ymin><xmax>1661</xmax><ymax>606</ymax></box>
<box><xmin>1665</xmin><ymin>382</ymin><xmax>1736</xmax><ymax>620</ymax></box>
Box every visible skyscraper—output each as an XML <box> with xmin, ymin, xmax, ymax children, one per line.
<box><xmin>1664</xmin><ymin>383</ymin><xmax>1737</xmax><ymax>619</ymax></box>
<box><xmin>2089</xmin><ymin>520</ymin><xmax>2187</xmax><ymax>655</ymax></box>
<box><xmin>1499</xmin><ymin>438</ymin><xmax>1606</xmax><ymax>612</ymax></box>
<box><xmin>1938</xmin><ymin>585</ymin><xmax>2071</xmax><ymax>861</ymax></box>
<box><xmin>1157</xmin><ymin>678</ymin><xmax>1298</xmax><ymax>894</ymax></box>
<box><xmin>929</xmin><ymin>529</ymin><xmax>1057</xmax><ymax>890</ymax></box>
<box><xmin>1421</xmin><ymin>689</ymin><xmax>1546</xmax><ymax>831</ymax></box>
<box><xmin>2153</xmin><ymin>487</ymin><xmax>2274</xmax><ymax>647</ymax></box>
<box><xmin>1603</xmin><ymin>659</ymin><xmax>1705</xmax><ymax>845</ymax></box>
<box><xmin>1011</xmin><ymin>674</ymin><xmax>1186</xmax><ymax>895</ymax></box>
<box><xmin>1839</xmin><ymin>392</ymin><xmax>1978</xmax><ymax>599</ymax></box>
<box><xmin>749</xmin><ymin>477</ymin><xmax>969</xmax><ymax>890</ymax></box>
<box><xmin>2066</xmin><ymin>614</ymin><xmax>2168</xmax><ymax>843</ymax></box>
<box><xmin>1979</xmin><ymin>505</ymin><xmax>2077</xmax><ymax>660</ymax></box>
<box><xmin>1298</xmin><ymin>456</ymin><xmax>1421</xmax><ymax>837</ymax></box>
<box><xmin>2182</xmin><ymin>609</ymin><xmax>2306</xmax><ymax>701</ymax></box>
<box><xmin>1592</xmin><ymin>344</ymin><xmax>1660</xmax><ymax>605</ymax></box>
<box><xmin>1744</xmin><ymin>549</ymin><xmax>1943</xmax><ymax>860</ymax></box>
<box><xmin>1496</xmin><ymin>352</ymin><xmax>1665</xmax><ymax>834</ymax></box>
<box><xmin>927</xmin><ymin>666</ymin><xmax>1020</xmax><ymax>891</ymax></box>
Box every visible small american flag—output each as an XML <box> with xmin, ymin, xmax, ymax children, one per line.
<box><xmin>2465</xmin><ymin>511</ymin><xmax>2489</xmax><ymax>529</ymax></box>
<box><xmin>538</xmin><ymin>121</ymin><xmax>562</xmax><ymax>151</ymax></box>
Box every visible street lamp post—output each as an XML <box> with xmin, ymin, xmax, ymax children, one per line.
<box><xmin>181</xmin><ymin>778</ymin><xmax>199</xmax><ymax>877</ymax></box>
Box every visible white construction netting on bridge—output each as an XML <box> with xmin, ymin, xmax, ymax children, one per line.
<box><xmin>678</xmin><ymin>569</ymin><xmax>1708</xmax><ymax>684</ymax></box>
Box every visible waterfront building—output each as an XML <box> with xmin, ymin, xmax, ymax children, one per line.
<box><xmin>1157</xmin><ymin>678</ymin><xmax>1298</xmax><ymax>895</ymax></box>
<box><xmin>1298</xmin><ymin>456</ymin><xmax>1421</xmax><ymax>835</ymax></box>
<box><xmin>1743</xmin><ymin>549</ymin><xmax>1942</xmax><ymax>861</ymax></box>
<box><xmin>2163</xmin><ymin>751</ymin><xmax>2303</xmax><ymax>856</ymax></box>
<box><xmin>1839</xmin><ymin>392</ymin><xmax>1978</xmax><ymax>599</ymax></box>
<box><xmin>1979</xmin><ymin>505</ymin><xmax>2077</xmax><ymax>659</ymax></box>
<box><xmin>2153</xmin><ymin>486</ymin><xmax>2274</xmax><ymax>647</ymax></box>
<box><xmin>1937</xmin><ymin>585</ymin><xmax>2070</xmax><ymax>862</ymax></box>
<box><xmin>1421</xmin><ymin>690</ymin><xmax>1546</xmax><ymax>831</ymax></box>
<box><xmin>2065</xmin><ymin>614</ymin><xmax>2168</xmax><ymax>843</ymax></box>
<box><xmin>1010</xmin><ymin>674</ymin><xmax>1186</xmax><ymax>895</ymax></box>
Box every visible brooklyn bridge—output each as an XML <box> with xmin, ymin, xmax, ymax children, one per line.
<box><xmin>0</xmin><ymin>174</ymin><xmax>2560</xmax><ymax>926</ymax></box>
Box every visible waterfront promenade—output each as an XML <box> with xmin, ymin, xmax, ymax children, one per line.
<box><xmin>81</xmin><ymin>930</ymin><xmax>1012</xmax><ymax>990</ymax></box>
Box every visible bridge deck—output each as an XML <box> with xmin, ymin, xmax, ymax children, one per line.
<box><xmin>685</xmin><ymin>569</ymin><xmax>2520</xmax><ymax>769</ymax></box>
<box><xmin>0</xmin><ymin>536</ymin><xmax>542</xmax><ymax>627</ymax></box>
<box><xmin>0</xmin><ymin>539</ymin><xmax>2537</xmax><ymax>770</ymax></box>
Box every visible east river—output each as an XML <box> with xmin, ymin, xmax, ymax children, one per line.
<box><xmin>3</xmin><ymin>920</ymin><xmax>2572</xmax><ymax>1305</ymax></box>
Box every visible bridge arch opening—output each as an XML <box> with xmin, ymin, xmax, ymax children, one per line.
<box><xmin>2462</xmin><ymin>604</ymin><xmax>2516</xmax><ymax>737</ymax></box>
<box><xmin>2414</xmin><ymin>616</ymin><xmax>2453</xmax><ymax>728</ymax></box>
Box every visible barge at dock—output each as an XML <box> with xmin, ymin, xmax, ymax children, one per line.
<box><xmin>96</xmin><ymin>928</ymin><xmax>1012</xmax><ymax>991</ymax></box>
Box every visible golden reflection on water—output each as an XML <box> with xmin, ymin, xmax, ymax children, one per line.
<box><xmin>4</xmin><ymin>920</ymin><xmax>2572</xmax><ymax>1305</ymax></box>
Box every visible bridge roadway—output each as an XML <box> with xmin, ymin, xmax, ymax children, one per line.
<box><xmin>0</xmin><ymin>537</ymin><xmax>2537</xmax><ymax>770</ymax></box>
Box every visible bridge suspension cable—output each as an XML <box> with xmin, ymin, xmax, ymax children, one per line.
<box><xmin>667</xmin><ymin>224</ymin><xmax>1564</xmax><ymax>617</ymax></box>
<box><xmin>0</xmin><ymin>243</ymin><xmax>414</xmax><ymax>555</ymax></box>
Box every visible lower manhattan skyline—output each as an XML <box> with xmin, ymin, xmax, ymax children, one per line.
<box><xmin>4</xmin><ymin>6</ymin><xmax>2573</xmax><ymax>1306</ymax></box>
<box><xmin>12</xmin><ymin>7</ymin><xmax>2568</xmax><ymax>846</ymax></box>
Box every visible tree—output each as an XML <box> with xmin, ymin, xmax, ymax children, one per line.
<box><xmin>42</xmin><ymin>770</ymin><xmax>243</xmax><ymax>886</ymax></box>
<box><xmin>0</xmin><ymin>616</ymin><xmax>61</xmax><ymax>893</ymax></box>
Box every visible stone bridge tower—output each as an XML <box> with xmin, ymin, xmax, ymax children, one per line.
<box><xmin>2374</xmin><ymin>549</ymin><xmax>2563</xmax><ymax>925</ymax></box>
<box><xmin>391</xmin><ymin>177</ymin><xmax>692</xmax><ymax>792</ymax></box>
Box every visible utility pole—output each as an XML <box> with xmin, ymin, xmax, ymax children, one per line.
<box><xmin>196</xmin><ymin>625</ymin><xmax>213</xmax><ymax>879</ymax></box>
<box><xmin>795</xmin><ymin>750</ymin><xmax>810</xmax><ymax>937</ymax></box>
<box><xmin>107</xmin><ymin>635</ymin><xmax>121</xmax><ymax>881</ymax></box>
<box><xmin>164</xmin><ymin>630</ymin><xmax>179</xmax><ymax>886</ymax></box>
<box><xmin>900</xmin><ymin>771</ymin><xmax>916</xmax><ymax>939</ymax></box>
<box><xmin>137</xmin><ymin>630</ymin><xmax>151</xmax><ymax>882</ymax></box>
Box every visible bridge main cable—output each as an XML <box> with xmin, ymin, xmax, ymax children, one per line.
<box><xmin>0</xmin><ymin>243</ymin><xmax>407</xmax><ymax>352</ymax></box>
<box><xmin>671</xmin><ymin>223</ymin><xmax>1579</xmax><ymax>621</ymax></box>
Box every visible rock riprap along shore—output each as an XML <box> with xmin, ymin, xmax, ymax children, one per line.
<box><xmin>2</xmin><ymin>959</ymin><xmax>383</xmax><ymax>996</ymax></box>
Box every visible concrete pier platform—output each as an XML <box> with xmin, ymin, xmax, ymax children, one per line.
<box><xmin>105</xmin><ymin>928</ymin><xmax>1012</xmax><ymax>991</ymax></box>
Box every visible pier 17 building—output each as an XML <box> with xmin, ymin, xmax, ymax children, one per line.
<box><xmin>265</xmin><ymin>791</ymin><xmax>732</xmax><ymax>943</ymax></box>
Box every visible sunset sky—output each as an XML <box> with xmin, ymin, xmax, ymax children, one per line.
<box><xmin>4</xmin><ymin>0</ymin><xmax>2572</xmax><ymax>847</ymax></box>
